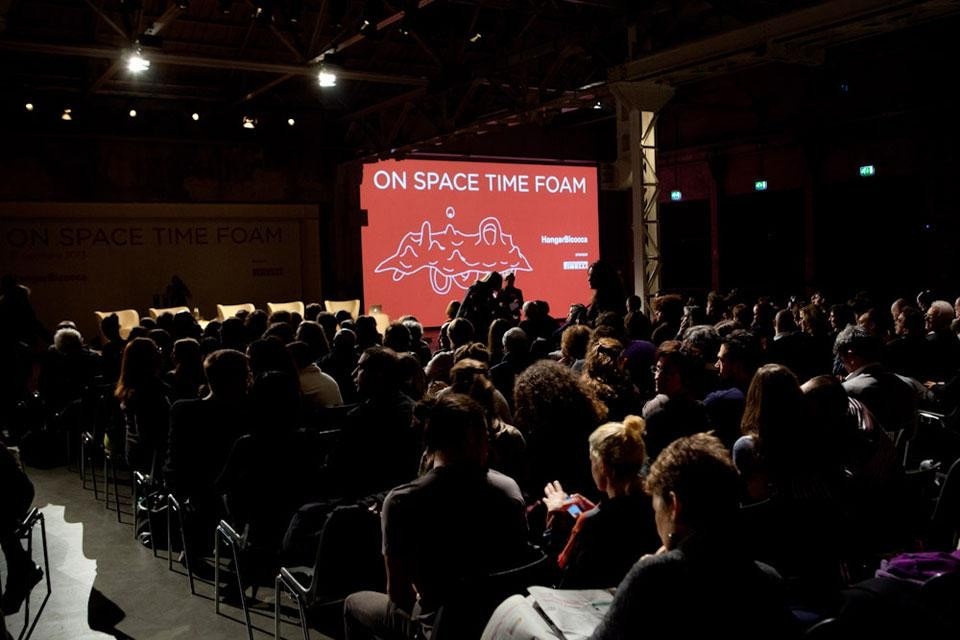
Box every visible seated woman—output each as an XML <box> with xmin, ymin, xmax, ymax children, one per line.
<box><xmin>115</xmin><ymin>337</ymin><xmax>171</xmax><ymax>478</ymax></box>
<box><xmin>542</xmin><ymin>415</ymin><xmax>659</xmax><ymax>589</ymax></box>
<box><xmin>590</xmin><ymin>433</ymin><xmax>799</xmax><ymax>639</ymax></box>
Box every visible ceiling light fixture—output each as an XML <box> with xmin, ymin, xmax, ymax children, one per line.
<box><xmin>129</xmin><ymin>109</ymin><xmax>137</xmax><ymax>118</ymax></box>
<box><xmin>242</xmin><ymin>116</ymin><xmax>257</xmax><ymax>129</ymax></box>
<box><xmin>318</xmin><ymin>66</ymin><xmax>337</xmax><ymax>87</ymax></box>
<box><xmin>24</xmin><ymin>102</ymin><xmax>34</xmax><ymax>112</ymax></box>
<box><xmin>287</xmin><ymin>118</ymin><xmax>296</xmax><ymax>126</ymax></box>
<box><xmin>61</xmin><ymin>108</ymin><xmax>72</xmax><ymax>121</ymax></box>
<box><xmin>468</xmin><ymin>32</ymin><xmax>482</xmax><ymax>43</ymax></box>
<box><xmin>191</xmin><ymin>112</ymin><xmax>200</xmax><ymax>121</ymax></box>
<box><xmin>126</xmin><ymin>50</ymin><xmax>151</xmax><ymax>73</ymax></box>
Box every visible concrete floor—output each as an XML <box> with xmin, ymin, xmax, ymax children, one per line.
<box><xmin>2</xmin><ymin>464</ymin><xmax>331</xmax><ymax>640</ymax></box>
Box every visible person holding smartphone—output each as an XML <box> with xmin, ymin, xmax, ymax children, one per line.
<box><xmin>541</xmin><ymin>415</ymin><xmax>660</xmax><ymax>589</ymax></box>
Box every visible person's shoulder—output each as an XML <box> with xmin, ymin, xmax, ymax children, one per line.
<box><xmin>486</xmin><ymin>468</ymin><xmax>523</xmax><ymax>496</ymax></box>
<box><xmin>642</xmin><ymin>394</ymin><xmax>669</xmax><ymax>415</ymax></box>
<box><xmin>383</xmin><ymin>474</ymin><xmax>430</xmax><ymax>510</ymax></box>
<box><xmin>704</xmin><ymin>387</ymin><xmax>743</xmax><ymax>404</ymax></box>
<box><xmin>733</xmin><ymin>434</ymin><xmax>756</xmax><ymax>450</ymax></box>
<box><xmin>494</xmin><ymin>420</ymin><xmax>524</xmax><ymax>440</ymax></box>
<box><xmin>620</xmin><ymin>549</ymin><xmax>685</xmax><ymax>586</ymax></box>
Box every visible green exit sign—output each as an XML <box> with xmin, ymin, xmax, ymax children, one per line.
<box><xmin>754</xmin><ymin>180</ymin><xmax>768</xmax><ymax>191</ymax></box>
<box><xmin>859</xmin><ymin>164</ymin><xmax>876</xmax><ymax>177</ymax></box>
<box><xmin>670</xmin><ymin>190</ymin><xmax>682</xmax><ymax>201</ymax></box>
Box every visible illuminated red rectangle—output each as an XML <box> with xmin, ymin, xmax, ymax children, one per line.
<box><xmin>361</xmin><ymin>159</ymin><xmax>600</xmax><ymax>328</ymax></box>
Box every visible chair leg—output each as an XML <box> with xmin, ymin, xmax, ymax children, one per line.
<box><xmin>167</xmin><ymin>498</ymin><xmax>174</xmax><ymax>572</ymax></box>
<box><xmin>274</xmin><ymin>576</ymin><xmax>282</xmax><ymax>640</ymax></box>
<box><xmin>227</xmin><ymin>539</ymin><xmax>254</xmax><ymax>640</ymax></box>
<box><xmin>38</xmin><ymin>513</ymin><xmax>51</xmax><ymax>596</ymax></box>
<box><xmin>214</xmin><ymin>530</ymin><xmax>221</xmax><ymax>615</ymax></box>
<box><xmin>15</xmin><ymin>510</ymin><xmax>52</xmax><ymax>640</ymax></box>
<box><xmin>112</xmin><ymin>464</ymin><xmax>121</xmax><ymax>523</ymax></box>
<box><xmin>213</xmin><ymin>526</ymin><xmax>254</xmax><ymax>640</ymax></box>
<box><xmin>167</xmin><ymin>496</ymin><xmax>195</xmax><ymax>594</ymax></box>
<box><xmin>103</xmin><ymin>456</ymin><xmax>111</xmax><ymax>512</ymax></box>
<box><xmin>79</xmin><ymin>437</ymin><xmax>86</xmax><ymax>490</ymax></box>
<box><xmin>147</xmin><ymin>493</ymin><xmax>157</xmax><ymax>558</ymax></box>
<box><xmin>179</xmin><ymin>510</ymin><xmax>195</xmax><ymax>595</ymax></box>
<box><xmin>132</xmin><ymin>472</ymin><xmax>139</xmax><ymax>538</ymax></box>
<box><xmin>90</xmin><ymin>456</ymin><xmax>99</xmax><ymax>500</ymax></box>
<box><xmin>296</xmin><ymin>589</ymin><xmax>309</xmax><ymax>640</ymax></box>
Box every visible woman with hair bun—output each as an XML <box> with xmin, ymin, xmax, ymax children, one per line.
<box><xmin>541</xmin><ymin>415</ymin><xmax>659</xmax><ymax>588</ymax></box>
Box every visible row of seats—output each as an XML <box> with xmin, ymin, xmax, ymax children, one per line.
<box><xmin>92</xmin><ymin>300</ymin><xmax>368</xmax><ymax>339</ymax></box>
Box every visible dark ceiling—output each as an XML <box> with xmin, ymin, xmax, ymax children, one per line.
<box><xmin>0</xmin><ymin>0</ymin><xmax>958</xmax><ymax>159</ymax></box>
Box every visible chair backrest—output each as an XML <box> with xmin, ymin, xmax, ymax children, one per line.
<box><xmin>432</xmin><ymin>547</ymin><xmax>550</xmax><ymax>640</ymax></box>
<box><xmin>148</xmin><ymin>306</ymin><xmax>190</xmax><ymax>320</ymax></box>
<box><xmin>216</xmin><ymin>303</ymin><xmax>256</xmax><ymax>321</ymax></box>
<box><xmin>307</xmin><ymin>504</ymin><xmax>385</xmax><ymax>603</ymax></box>
<box><xmin>324</xmin><ymin>299</ymin><xmax>360</xmax><ymax>319</ymax></box>
<box><xmin>94</xmin><ymin>309</ymin><xmax>140</xmax><ymax>340</ymax></box>
<box><xmin>370</xmin><ymin>310</ymin><xmax>390</xmax><ymax>336</ymax></box>
<box><xmin>931</xmin><ymin>457</ymin><xmax>960</xmax><ymax>550</ymax></box>
<box><xmin>267</xmin><ymin>301</ymin><xmax>305</xmax><ymax>316</ymax></box>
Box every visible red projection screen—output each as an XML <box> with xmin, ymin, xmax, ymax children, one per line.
<box><xmin>360</xmin><ymin>159</ymin><xmax>600</xmax><ymax>327</ymax></box>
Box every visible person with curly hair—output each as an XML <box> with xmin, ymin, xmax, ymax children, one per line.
<box><xmin>513</xmin><ymin>360</ymin><xmax>606</xmax><ymax>498</ymax></box>
<box><xmin>581</xmin><ymin>337</ymin><xmax>643</xmax><ymax>421</ymax></box>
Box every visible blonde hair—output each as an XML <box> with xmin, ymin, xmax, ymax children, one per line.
<box><xmin>588</xmin><ymin>415</ymin><xmax>647</xmax><ymax>485</ymax></box>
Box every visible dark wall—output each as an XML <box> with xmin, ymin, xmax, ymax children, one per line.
<box><xmin>0</xmin><ymin>131</ymin><xmax>335</xmax><ymax>203</ymax></box>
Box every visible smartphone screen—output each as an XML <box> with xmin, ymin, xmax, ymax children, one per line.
<box><xmin>566</xmin><ymin>504</ymin><xmax>582</xmax><ymax>518</ymax></box>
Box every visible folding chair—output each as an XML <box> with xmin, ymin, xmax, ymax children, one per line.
<box><xmin>431</xmin><ymin>546</ymin><xmax>550</xmax><ymax>640</ymax></box>
<box><xmin>275</xmin><ymin>504</ymin><xmax>384</xmax><ymax>640</ymax></box>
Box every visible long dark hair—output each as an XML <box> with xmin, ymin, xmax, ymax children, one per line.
<box><xmin>115</xmin><ymin>337</ymin><xmax>162</xmax><ymax>401</ymax></box>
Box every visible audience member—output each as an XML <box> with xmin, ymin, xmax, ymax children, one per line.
<box><xmin>288</xmin><ymin>341</ymin><xmax>342</xmax><ymax>409</ymax></box>
<box><xmin>542</xmin><ymin>415</ymin><xmax>658</xmax><ymax>588</ymax></box>
<box><xmin>589</xmin><ymin>433</ymin><xmax>798</xmax><ymax>640</ymax></box>
<box><xmin>344</xmin><ymin>394</ymin><xmax>528</xmax><ymax>640</ymax></box>
<box><xmin>115</xmin><ymin>337</ymin><xmax>172</xmax><ymax>477</ymax></box>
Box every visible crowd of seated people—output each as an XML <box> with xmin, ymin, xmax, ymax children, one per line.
<box><xmin>3</xmin><ymin>268</ymin><xmax>960</xmax><ymax>637</ymax></box>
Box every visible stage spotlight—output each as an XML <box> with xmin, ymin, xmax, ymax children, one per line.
<box><xmin>287</xmin><ymin>118</ymin><xmax>296</xmax><ymax>126</ymax></box>
<box><xmin>129</xmin><ymin>109</ymin><xmax>137</xmax><ymax>118</ymax></box>
<box><xmin>191</xmin><ymin>112</ymin><xmax>200</xmax><ymax>121</ymax></box>
<box><xmin>25</xmin><ymin>102</ymin><xmax>34</xmax><ymax>112</ymax></box>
